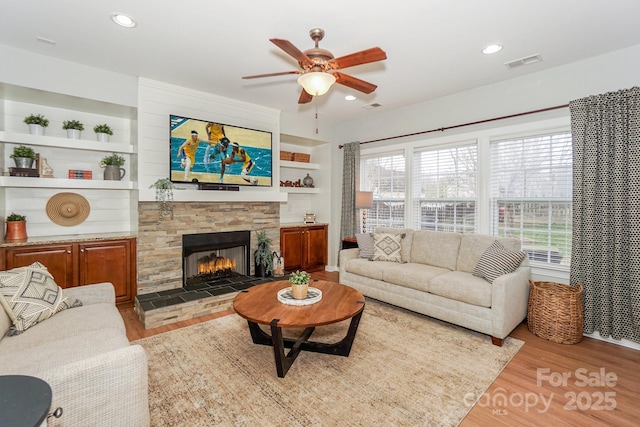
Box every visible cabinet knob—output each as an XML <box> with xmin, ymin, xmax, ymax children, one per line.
<box><xmin>67</xmin><ymin>250</ymin><xmax>72</xmax><ymax>254</ymax></box>
<box><xmin>80</xmin><ymin>249</ymin><xmax>85</xmax><ymax>253</ymax></box>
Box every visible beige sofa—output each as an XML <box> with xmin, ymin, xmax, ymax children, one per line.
<box><xmin>0</xmin><ymin>282</ymin><xmax>149</xmax><ymax>426</ymax></box>
<box><xmin>339</xmin><ymin>228</ymin><xmax>531</xmax><ymax>345</ymax></box>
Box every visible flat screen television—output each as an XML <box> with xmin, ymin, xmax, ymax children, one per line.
<box><xmin>169</xmin><ymin>114</ymin><xmax>273</xmax><ymax>187</ymax></box>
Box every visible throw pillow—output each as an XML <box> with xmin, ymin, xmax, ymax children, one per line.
<box><xmin>371</xmin><ymin>233</ymin><xmax>406</xmax><ymax>263</ymax></box>
<box><xmin>0</xmin><ymin>262</ymin><xmax>82</xmax><ymax>336</ymax></box>
<box><xmin>355</xmin><ymin>233</ymin><xmax>375</xmax><ymax>259</ymax></box>
<box><xmin>473</xmin><ymin>240</ymin><xmax>526</xmax><ymax>283</ymax></box>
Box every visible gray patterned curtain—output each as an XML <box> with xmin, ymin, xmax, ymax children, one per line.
<box><xmin>570</xmin><ymin>86</ymin><xmax>640</xmax><ymax>343</ymax></box>
<box><xmin>340</xmin><ymin>141</ymin><xmax>361</xmax><ymax>245</ymax></box>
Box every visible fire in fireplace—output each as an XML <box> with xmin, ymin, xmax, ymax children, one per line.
<box><xmin>182</xmin><ymin>230</ymin><xmax>251</xmax><ymax>288</ymax></box>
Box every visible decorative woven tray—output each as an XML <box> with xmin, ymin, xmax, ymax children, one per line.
<box><xmin>277</xmin><ymin>287</ymin><xmax>322</xmax><ymax>306</ymax></box>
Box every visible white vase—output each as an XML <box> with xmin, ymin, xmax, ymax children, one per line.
<box><xmin>96</xmin><ymin>132</ymin><xmax>110</xmax><ymax>142</ymax></box>
<box><xmin>28</xmin><ymin>124</ymin><xmax>45</xmax><ymax>135</ymax></box>
<box><xmin>66</xmin><ymin>129</ymin><xmax>81</xmax><ymax>139</ymax></box>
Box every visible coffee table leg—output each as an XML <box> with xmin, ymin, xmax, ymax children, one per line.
<box><xmin>270</xmin><ymin>319</ymin><xmax>315</xmax><ymax>378</ymax></box>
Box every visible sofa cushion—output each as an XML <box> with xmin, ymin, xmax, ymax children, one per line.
<box><xmin>344</xmin><ymin>258</ymin><xmax>390</xmax><ymax>281</ymax></box>
<box><xmin>0</xmin><ymin>326</ymin><xmax>130</xmax><ymax>376</ymax></box>
<box><xmin>371</xmin><ymin>233</ymin><xmax>406</xmax><ymax>263</ymax></box>
<box><xmin>473</xmin><ymin>241</ymin><xmax>526</xmax><ymax>283</ymax></box>
<box><xmin>355</xmin><ymin>233</ymin><xmax>374</xmax><ymax>259</ymax></box>
<box><xmin>0</xmin><ymin>262</ymin><xmax>81</xmax><ymax>335</ymax></box>
<box><xmin>375</xmin><ymin>227</ymin><xmax>414</xmax><ymax>262</ymax></box>
<box><xmin>0</xmin><ymin>302</ymin><xmax>125</xmax><ymax>355</ymax></box>
<box><xmin>457</xmin><ymin>234</ymin><xmax>522</xmax><ymax>273</ymax></box>
<box><xmin>410</xmin><ymin>231</ymin><xmax>461</xmax><ymax>270</ymax></box>
<box><xmin>430</xmin><ymin>271</ymin><xmax>493</xmax><ymax>307</ymax></box>
<box><xmin>381</xmin><ymin>263</ymin><xmax>450</xmax><ymax>293</ymax></box>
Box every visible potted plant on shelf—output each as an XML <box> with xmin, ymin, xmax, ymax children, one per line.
<box><xmin>94</xmin><ymin>123</ymin><xmax>113</xmax><ymax>142</ymax></box>
<box><xmin>254</xmin><ymin>229</ymin><xmax>274</xmax><ymax>277</ymax></box>
<box><xmin>289</xmin><ymin>270</ymin><xmax>311</xmax><ymax>299</ymax></box>
<box><xmin>100</xmin><ymin>153</ymin><xmax>126</xmax><ymax>181</ymax></box>
<box><xmin>149</xmin><ymin>178</ymin><xmax>175</xmax><ymax>221</ymax></box>
<box><xmin>10</xmin><ymin>145</ymin><xmax>36</xmax><ymax>169</ymax></box>
<box><xmin>5</xmin><ymin>212</ymin><xmax>27</xmax><ymax>242</ymax></box>
<box><xmin>23</xmin><ymin>114</ymin><xmax>49</xmax><ymax>135</ymax></box>
<box><xmin>62</xmin><ymin>120</ymin><xmax>84</xmax><ymax>139</ymax></box>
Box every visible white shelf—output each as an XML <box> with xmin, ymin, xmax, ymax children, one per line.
<box><xmin>0</xmin><ymin>176</ymin><xmax>134</xmax><ymax>190</ymax></box>
<box><xmin>138</xmin><ymin>188</ymin><xmax>287</xmax><ymax>202</ymax></box>
<box><xmin>280</xmin><ymin>187</ymin><xmax>320</xmax><ymax>194</ymax></box>
<box><xmin>280</xmin><ymin>160</ymin><xmax>320</xmax><ymax>170</ymax></box>
<box><xmin>0</xmin><ymin>131</ymin><xmax>134</xmax><ymax>153</ymax></box>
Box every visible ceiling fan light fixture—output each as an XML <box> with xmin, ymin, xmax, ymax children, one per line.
<box><xmin>297</xmin><ymin>72</ymin><xmax>336</xmax><ymax>96</ymax></box>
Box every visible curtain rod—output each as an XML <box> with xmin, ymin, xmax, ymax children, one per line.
<box><xmin>338</xmin><ymin>103</ymin><xmax>569</xmax><ymax>149</ymax></box>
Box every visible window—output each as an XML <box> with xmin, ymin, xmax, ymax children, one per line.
<box><xmin>412</xmin><ymin>143</ymin><xmax>477</xmax><ymax>232</ymax></box>
<box><xmin>490</xmin><ymin>131</ymin><xmax>572</xmax><ymax>265</ymax></box>
<box><xmin>361</xmin><ymin>152</ymin><xmax>406</xmax><ymax>231</ymax></box>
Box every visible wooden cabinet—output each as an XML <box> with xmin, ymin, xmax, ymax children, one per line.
<box><xmin>3</xmin><ymin>237</ymin><xmax>137</xmax><ymax>308</ymax></box>
<box><xmin>280</xmin><ymin>225</ymin><xmax>328</xmax><ymax>272</ymax></box>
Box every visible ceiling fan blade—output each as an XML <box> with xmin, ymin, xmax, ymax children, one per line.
<box><xmin>242</xmin><ymin>70</ymin><xmax>300</xmax><ymax>79</ymax></box>
<box><xmin>298</xmin><ymin>89</ymin><xmax>313</xmax><ymax>104</ymax></box>
<box><xmin>330</xmin><ymin>47</ymin><xmax>387</xmax><ymax>69</ymax></box>
<box><xmin>270</xmin><ymin>38</ymin><xmax>313</xmax><ymax>67</ymax></box>
<box><xmin>334</xmin><ymin>72</ymin><xmax>378</xmax><ymax>94</ymax></box>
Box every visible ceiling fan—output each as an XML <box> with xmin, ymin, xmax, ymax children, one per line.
<box><xmin>242</xmin><ymin>28</ymin><xmax>387</xmax><ymax>104</ymax></box>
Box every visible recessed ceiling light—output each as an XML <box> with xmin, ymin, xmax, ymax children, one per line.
<box><xmin>111</xmin><ymin>13</ymin><xmax>136</xmax><ymax>28</ymax></box>
<box><xmin>482</xmin><ymin>44</ymin><xmax>503</xmax><ymax>55</ymax></box>
<box><xmin>345</xmin><ymin>95</ymin><xmax>356</xmax><ymax>101</ymax></box>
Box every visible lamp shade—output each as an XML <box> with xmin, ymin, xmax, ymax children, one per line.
<box><xmin>355</xmin><ymin>191</ymin><xmax>374</xmax><ymax>209</ymax></box>
<box><xmin>297</xmin><ymin>72</ymin><xmax>336</xmax><ymax>96</ymax></box>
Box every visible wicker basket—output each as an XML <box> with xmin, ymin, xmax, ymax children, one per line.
<box><xmin>527</xmin><ymin>280</ymin><xmax>584</xmax><ymax>344</ymax></box>
<box><xmin>293</xmin><ymin>152</ymin><xmax>310</xmax><ymax>163</ymax></box>
<box><xmin>280</xmin><ymin>151</ymin><xmax>294</xmax><ymax>161</ymax></box>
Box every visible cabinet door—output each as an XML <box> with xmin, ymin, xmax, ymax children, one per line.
<box><xmin>280</xmin><ymin>228</ymin><xmax>304</xmax><ymax>272</ymax></box>
<box><xmin>78</xmin><ymin>239</ymin><xmax>135</xmax><ymax>306</ymax></box>
<box><xmin>5</xmin><ymin>244</ymin><xmax>75</xmax><ymax>287</ymax></box>
<box><xmin>304</xmin><ymin>226</ymin><xmax>328</xmax><ymax>272</ymax></box>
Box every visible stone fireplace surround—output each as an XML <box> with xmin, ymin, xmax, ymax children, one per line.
<box><xmin>135</xmin><ymin>201</ymin><xmax>281</xmax><ymax>328</ymax></box>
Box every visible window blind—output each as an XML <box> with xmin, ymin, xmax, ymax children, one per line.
<box><xmin>490</xmin><ymin>131</ymin><xmax>572</xmax><ymax>265</ymax></box>
<box><xmin>361</xmin><ymin>152</ymin><xmax>406</xmax><ymax>231</ymax></box>
<box><xmin>412</xmin><ymin>143</ymin><xmax>477</xmax><ymax>232</ymax></box>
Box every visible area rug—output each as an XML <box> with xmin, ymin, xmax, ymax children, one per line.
<box><xmin>134</xmin><ymin>299</ymin><xmax>523</xmax><ymax>426</ymax></box>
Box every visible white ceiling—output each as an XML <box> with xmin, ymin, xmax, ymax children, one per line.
<box><xmin>2</xmin><ymin>1</ymin><xmax>640</xmax><ymax>125</ymax></box>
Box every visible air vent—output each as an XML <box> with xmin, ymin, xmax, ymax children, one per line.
<box><xmin>504</xmin><ymin>54</ymin><xmax>542</xmax><ymax>69</ymax></box>
<box><xmin>363</xmin><ymin>103</ymin><xmax>383</xmax><ymax>110</ymax></box>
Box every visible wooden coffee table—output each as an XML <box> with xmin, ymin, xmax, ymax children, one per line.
<box><xmin>233</xmin><ymin>280</ymin><xmax>365</xmax><ymax>377</ymax></box>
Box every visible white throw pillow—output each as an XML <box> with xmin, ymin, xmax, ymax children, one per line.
<box><xmin>0</xmin><ymin>262</ymin><xmax>81</xmax><ymax>335</ymax></box>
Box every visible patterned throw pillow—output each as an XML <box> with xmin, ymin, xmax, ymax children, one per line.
<box><xmin>0</xmin><ymin>262</ymin><xmax>82</xmax><ymax>335</ymax></box>
<box><xmin>371</xmin><ymin>233</ymin><xmax>406</xmax><ymax>263</ymax></box>
<box><xmin>355</xmin><ymin>233</ymin><xmax>375</xmax><ymax>259</ymax></box>
<box><xmin>473</xmin><ymin>241</ymin><xmax>526</xmax><ymax>283</ymax></box>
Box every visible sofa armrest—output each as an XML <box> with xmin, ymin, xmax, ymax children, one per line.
<box><xmin>490</xmin><ymin>266</ymin><xmax>531</xmax><ymax>339</ymax></box>
<box><xmin>41</xmin><ymin>344</ymin><xmax>149</xmax><ymax>427</ymax></box>
<box><xmin>63</xmin><ymin>282</ymin><xmax>116</xmax><ymax>306</ymax></box>
<box><xmin>339</xmin><ymin>248</ymin><xmax>360</xmax><ymax>274</ymax></box>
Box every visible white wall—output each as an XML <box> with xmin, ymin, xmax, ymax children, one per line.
<box><xmin>328</xmin><ymin>44</ymin><xmax>640</xmax><ymax>270</ymax></box>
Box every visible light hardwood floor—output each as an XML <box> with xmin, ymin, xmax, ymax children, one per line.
<box><xmin>120</xmin><ymin>271</ymin><xmax>640</xmax><ymax>426</ymax></box>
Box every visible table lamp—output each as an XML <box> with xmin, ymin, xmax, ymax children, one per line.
<box><xmin>355</xmin><ymin>191</ymin><xmax>374</xmax><ymax>233</ymax></box>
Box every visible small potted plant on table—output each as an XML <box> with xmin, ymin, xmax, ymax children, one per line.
<box><xmin>23</xmin><ymin>114</ymin><xmax>49</xmax><ymax>135</ymax></box>
<box><xmin>94</xmin><ymin>123</ymin><xmax>113</xmax><ymax>142</ymax></box>
<box><xmin>5</xmin><ymin>212</ymin><xmax>27</xmax><ymax>241</ymax></box>
<box><xmin>62</xmin><ymin>120</ymin><xmax>84</xmax><ymax>139</ymax></box>
<box><xmin>289</xmin><ymin>270</ymin><xmax>311</xmax><ymax>299</ymax></box>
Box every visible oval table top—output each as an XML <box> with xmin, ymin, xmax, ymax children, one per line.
<box><xmin>233</xmin><ymin>280</ymin><xmax>365</xmax><ymax>328</ymax></box>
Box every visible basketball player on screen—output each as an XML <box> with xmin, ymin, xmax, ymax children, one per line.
<box><xmin>229</xmin><ymin>142</ymin><xmax>259</xmax><ymax>185</ymax></box>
